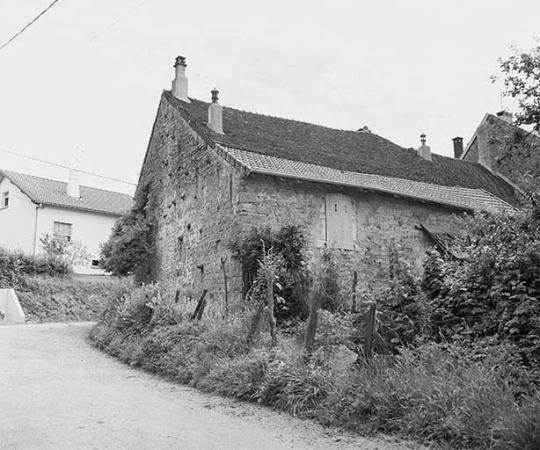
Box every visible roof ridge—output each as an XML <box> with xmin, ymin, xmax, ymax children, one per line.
<box><xmin>170</xmin><ymin>92</ymin><xmax>489</xmax><ymax>164</ymax></box>
<box><xmin>176</xmin><ymin>92</ymin><xmax>394</xmax><ymax>140</ymax></box>
<box><xmin>2</xmin><ymin>169</ymin><xmax>131</xmax><ymax>196</ymax></box>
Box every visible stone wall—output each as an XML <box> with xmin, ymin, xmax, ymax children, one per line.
<box><xmin>136</xmin><ymin>97</ymin><xmax>245</xmax><ymax>305</ymax></box>
<box><xmin>139</xmin><ymin>97</ymin><xmax>463</xmax><ymax>306</ymax></box>
<box><xmin>463</xmin><ymin>114</ymin><xmax>540</xmax><ymax>191</ymax></box>
<box><xmin>236</xmin><ymin>174</ymin><xmax>461</xmax><ymax>293</ymax></box>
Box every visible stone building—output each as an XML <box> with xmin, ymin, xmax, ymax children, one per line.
<box><xmin>460</xmin><ymin>111</ymin><xmax>540</xmax><ymax>192</ymax></box>
<box><xmin>136</xmin><ymin>57</ymin><xmax>518</xmax><ymax>304</ymax></box>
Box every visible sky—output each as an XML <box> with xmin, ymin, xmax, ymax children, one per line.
<box><xmin>1</xmin><ymin>0</ymin><xmax>539</xmax><ymax>196</ymax></box>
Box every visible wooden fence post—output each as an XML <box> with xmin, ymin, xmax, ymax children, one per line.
<box><xmin>190</xmin><ymin>289</ymin><xmax>208</xmax><ymax>321</ymax></box>
<box><xmin>304</xmin><ymin>286</ymin><xmax>321</xmax><ymax>356</ymax></box>
<box><xmin>267</xmin><ymin>273</ymin><xmax>277</xmax><ymax>346</ymax></box>
<box><xmin>351</xmin><ymin>271</ymin><xmax>358</xmax><ymax>313</ymax></box>
<box><xmin>220</xmin><ymin>256</ymin><xmax>229</xmax><ymax>318</ymax></box>
<box><xmin>364</xmin><ymin>302</ymin><xmax>377</xmax><ymax>358</ymax></box>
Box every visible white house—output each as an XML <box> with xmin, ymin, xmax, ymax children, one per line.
<box><xmin>0</xmin><ymin>169</ymin><xmax>133</xmax><ymax>274</ymax></box>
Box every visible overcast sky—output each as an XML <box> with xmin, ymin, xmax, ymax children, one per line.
<box><xmin>1</xmin><ymin>0</ymin><xmax>539</xmax><ymax>195</ymax></box>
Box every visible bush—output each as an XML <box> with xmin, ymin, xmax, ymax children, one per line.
<box><xmin>229</xmin><ymin>225</ymin><xmax>310</xmax><ymax>326</ymax></box>
<box><xmin>16</xmin><ymin>275</ymin><xmax>128</xmax><ymax>322</ymax></box>
<box><xmin>373</xmin><ymin>242</ymin><xmax>429</xmax><ymax>353</ymax></box>
<box><xmin>0</xmin><ymin>247</ymin><xmax>71</xmax><ymax>288</ymax></box>
<box><xmin>100</xmin><ymin>183</ymin><xmax>154</xmax><ymax>278</ymax></box>
<box><xmin>421</xmin><ymin>210</ymin><xmax>540</xmax><ymax>369</ymax></box>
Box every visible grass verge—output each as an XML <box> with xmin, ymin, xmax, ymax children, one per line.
<box><xmin>90</xmin><ymin>284</ymin><xmax>540</xmax><ymax>450</ymax></box>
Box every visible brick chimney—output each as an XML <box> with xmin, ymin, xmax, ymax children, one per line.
<box><xmin>496</xmin><ymin>110</ymin><xmax>513</xmax><ymax>124</ymax></box>
<box><xmin>172</xmin><ymin>56</ymin><xmax>190</xmax><ymax>102</ymax></box>
<box><xmin>452</xmin><ymin>137</ymin><xmax>464</xmax><ymax>159</ymax></box>
<box><xmin>417</xmin><ymin>133</ymin><xmax>432</xmax><ymax>161</ymax></box>
<box><xmin>207</xmin><ymin>88</ymin><xmax>223</xmax><ymax>134</ymax></box>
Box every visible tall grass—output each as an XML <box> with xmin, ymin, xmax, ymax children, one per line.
<box><xmin>90</xmin><ymin>283</ymin><xmax>540</xmax><ymax>450</ymax></box>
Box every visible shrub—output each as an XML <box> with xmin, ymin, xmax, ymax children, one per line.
<box><xmin>39</xmin><ymin>233</ymin><xmax>90</xmax><ymax>269</ymax></box>
<box><xmin>0</xmin><ymin>247</ymin><xmax>71</xmax><ymax>288</ymax></box>
<box><xmin>374</xmin><ymin>242</ymin><xmax>428</xmax><ymax>353</ymax></box>
<box><xmin>16</xmin><ymin>275</ymin><xmax>128</xmax><ymax>322</ymax></box>
<box><xmin>421</xmin><ymin>210</ymin><xmax>540</xmax><ymax>369</ymax></box>
<box><xmin>229</xmin><ymin>224</ymin><xmax>309</xmax><ymax>325</ymax></box>
<box><xmin>100</xmin><ymin>183</ymin><xmax>154</xmax><ymax>278</ymax></box>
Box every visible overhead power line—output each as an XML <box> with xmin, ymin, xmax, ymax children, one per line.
<box><xmin>88</xmin><ymin>0</ymin><xmax>151</xmax><ymax>42</ymax></box>
<box><xmin>0</xmin><ymin>0</ymin><xmax>61</xmax><ymax>52</ymax></box>
<box><xmin>0</xmin><ymin>148</ymin><xmax>137</xmax><ymax>186</ymax></box>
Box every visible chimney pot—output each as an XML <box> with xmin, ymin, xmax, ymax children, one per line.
<box><xmin>452</xmin><ymin>136</ymin><xmax>464</xmax><ymax>159</ymax></box>
<box><xmin>211</xmin><ymin>88</ymin><xmax>219</xmax><ymax>104</ymax></box>
<box><xmin>172</xmin><ymin>55</ymin><xmax>190</xmax><ymax>102</ymax></box>
<box><xmin>174</xmin><ymin>56</ymin><xmax>187</xmax><ymax>67</ymax></box>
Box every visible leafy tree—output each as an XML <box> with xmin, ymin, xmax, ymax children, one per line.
<box><xmin>498</xmin><ymin>42</ymin><xmax>540</xmax><ymax>132</ymax></box>
<box><xmin>100</xmin><ymin>185</ymin><xmax>154</xmax><ymax>277</ymax></box>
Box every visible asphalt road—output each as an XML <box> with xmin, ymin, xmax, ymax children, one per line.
<box><xmin>0</xmin><ymin>323</ymin><xmax>423</xmax><ymax>450</ymax></box>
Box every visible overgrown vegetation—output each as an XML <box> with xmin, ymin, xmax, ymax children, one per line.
<box><xmin>17</xmin><ymin>276</ymin><xmax>131</xmax><ymax>323</ymax></box>
<box><xmin>90</xmin><ymin>206</ymin><xmax>540</xmax><ymax>449</ymax></box>
<box><xmin>0</xmin><ymin>247</ymin><xmax>128</xmax><ymax>322</ymax></box>
<box><xmin>0</xmin><ymin>247</ymin><xmax>71</xmax><ymax>288</ymax></box>
<box><xmin>229</xmin><ymin>225</ymin><xmax>310</xmax><ymax>326</ymax></box>
<box><xmin>100</xmin><ymin>183</ymin><xmax>154</xmax><ymax>278</ymax></box>
<box><xmin>89</xmin><ymin>45</ymin><xmax>540</xmax><ymax>448</ymax></box>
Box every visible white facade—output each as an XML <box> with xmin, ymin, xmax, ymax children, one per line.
<box><xmin>0</xmin><ymin>176</ymin><xmax>119</xmax><ymax>275</ymax></box>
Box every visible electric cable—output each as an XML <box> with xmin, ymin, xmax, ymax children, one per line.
<box><xmin>0</xmin><ymin>148</ymin><xmax>137</xmax><ymax>186</ymax></box>
<box><xmin>0</xmin><ymin>0</ymin><xmax>61</xmax><ymax>52</ymax></box>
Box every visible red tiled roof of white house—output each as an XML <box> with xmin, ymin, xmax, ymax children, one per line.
<box><xmin>0</xmin><ymin>170</ymin><xmax>133</xmax><ymax>216</ymax></box>
<box><xmin>162</xmin><ymin>91</ymin><xmax>519</xmax><ymax>211</ymax></box>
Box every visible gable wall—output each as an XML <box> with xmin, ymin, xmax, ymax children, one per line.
<box><xmin>464</xmin><ymin>115</ymin><xmax>539</xmax><ymax>191</ymax></box>
<box><xmin>137</xmin><ymin>97</ymin><xmax>246</xmax><ymax>305</ymax></box>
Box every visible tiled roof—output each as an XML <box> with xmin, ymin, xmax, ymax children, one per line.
<box><xmin>164</xmin><ymin>91</ymin><xmax>519</xmax><ymax>206</ymax></box>
<box><xmin>0</xmin><ymin>170</ymin><xmax>133</xmax><ymax>216</ymax></box>
<box><xmin>218</xmin><ymin>146</ymin><xmax>514</xmax><ymax>213</ymax></box>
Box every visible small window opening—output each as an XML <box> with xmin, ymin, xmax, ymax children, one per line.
<box><xmin>1</xmin><ymin>191</ymin><xmax>9</xmax><ymax>208</ymax></box>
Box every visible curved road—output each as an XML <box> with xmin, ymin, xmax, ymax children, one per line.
<box><xmin>0</xmin><ymin>323</ymin><xmax>422</xmax><ymax>450</ymax></box>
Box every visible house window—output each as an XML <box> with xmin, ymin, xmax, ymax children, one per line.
<box><xmin>318</xmin><ymin>193</ymin><xmax>355</xmax><ymax>250</ymax></box>
<box><xmin>53</xmin><ymin>222</ymin><xmax>72</xmax><ymax>242</ymax></box>
<box><xmin>1</xmin><ymin>191</ymin><xmax>9</xmax><ymax>208</ymax></box>
<box><xmin>91</xmin><ymin>260</ymin><xmax>101</xmax><ymax>268</ymax></box>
